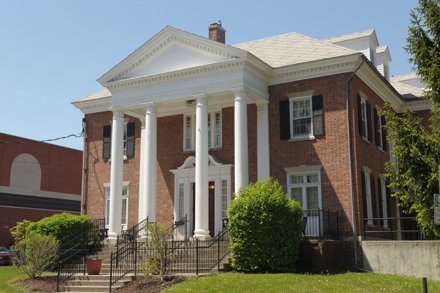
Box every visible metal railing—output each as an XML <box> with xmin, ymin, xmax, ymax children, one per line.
<box><xmin>110</xmin><ymin>218</ymin><xmax>150</xmax><ymax>292</ymax></box>
<box><xmin>363</xmin><ymin>216</ymin><xmax>423</xmax><ymax>240</ymax></box>
<box><xmin>56</xmin><ymin>218</ymin><xmax>106</xmax><ymax>292</ymax></box>
<box><xmin>302</xmin><ymin>209</ymin><xmax>339</xmax><ymax>240</ymax></box>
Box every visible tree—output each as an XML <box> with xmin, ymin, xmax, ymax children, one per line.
<box><xmin>383</xmin><ymin>104</ymin><xmax>440</xmax><ymax>238</ymax></box>
<box><xmin>227</xmin><ymin>178</ymin><xmax>303</xmax><ymax>272</ymax></box>
<box><xmin>383</xmin><ymin>0</ymin><xmax>440</xmax><ymax>238</ymax></box>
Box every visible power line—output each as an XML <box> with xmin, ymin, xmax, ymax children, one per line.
<box><xmin>0</xmin><ymin>132</ymin><xmax>83</xmax><ymax>144</ymax></box>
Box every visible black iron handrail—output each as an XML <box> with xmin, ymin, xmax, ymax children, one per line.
<box><xmin>301</xmin><ymin>209</ymin><xmax>339</xmax><ymax>240</ymax></box>
<box><xmin>56</xmin><ymin>218</ymin><xmax>106</xmax><ymax>292</ymax></box>
<box><xmin>363</xmin><ymin>216</ymin><xmax>423</xmax><ymax>240</ymax></box>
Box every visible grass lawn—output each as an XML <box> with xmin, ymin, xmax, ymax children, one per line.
<box><xmin>0</xmin><ymin>266</ymin><xmax>36</xmax><ymax>293</ymax></box>
<box><xmin>164</xmin><ymin>272</ymin><xmax>440</xmax><ymax>293</ymax></box>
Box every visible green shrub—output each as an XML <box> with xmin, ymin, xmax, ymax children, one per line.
<box><xmin>12</xmin><ymin>233</ymin><xmax>59</xmax><ymax>278</ymax></box>
<box><xmin>9</xmin><ymin>220</ymin><xmax>31</xmax><ymax>243</ymax></box>
<box><xmin>227</xmin><ymin>178</ymin><xmax>303</xmax><ymax>273</ymax></box>
<box><xmin>26</xmin><ymin>213</ymin><xmax>94</xmax><ymax>242</ymax></box>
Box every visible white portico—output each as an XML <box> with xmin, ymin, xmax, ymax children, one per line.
<box><xmin>75</xmin><ymin>25</ymin><xmax>271</xmax><ymax>239</ymax></box>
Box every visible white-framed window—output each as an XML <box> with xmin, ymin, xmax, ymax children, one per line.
<box><xmin>221</xmin><ymin>180</ymin><xmax>228</xmax><ymax>219</ymax></box>
<box><xmin>376</xmin><ymin>109</ymin><xmax>383</xmax><ymax>149</ymax></box>
<box><xmin>363</xmin><ymin>167</ymin><xmax>374</xmax><ymax>226</ymax></box>
<box><xmin>360</xmin><ymin>98</ymin><xmax>369</xmax><ymax>140</ymax></box>
<box><xmin>183</xmin><ymin>111</ymin><xmax>222</xmax><ymax>151</ymax></box>
<box><xmin>380</xmin><ymin>176</ymin><xmax>389</xmax><ymax>228</ymax></box>
<box><xmin>104</xmin><ymin>185</ymin><xmax>129</xmax><ymax>231</ymax></box>
<box><xmin>177</xmin><ymin>183</ymin><xmax>185</xmax><ymax>220</ymax></box>
<box><xmin>289</xmin><ymin>96</ymin><xmax>313</xmax><ymax>139</ymax></box>
<box><xmin>123</xmin><ymin>122</ymin><xmax>128</xmax><ymax>158</ymax></box>
<box><xmin>287</xmin><ymin>171</ymin><xmax>321</xmax><ymax>210</ymax></box>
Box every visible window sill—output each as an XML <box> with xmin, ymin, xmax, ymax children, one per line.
<box><xmin>361</xmin><ymin>136</ymin><xmax>370</xmax><ymax>144</ymax></box>
<box><xmin>288</xmin><ymin>135</ymin><xmax>315</xmax><ymax>142</ymax></box>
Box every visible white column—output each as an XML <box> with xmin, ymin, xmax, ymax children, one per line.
<box><xmin>234</xmin><ymin>90</ymin><xmax>249</xmax><ymax>194</ymax></box>
<box><xmin>194</xmin><ymin>95</ymin><xmax>210</xmax><ymax>239</ymax></box>
<box><xmin>144</xmin><ymin>103</ymin><xmax>157</xmax><ymax>222</ymax></box>
<box><xmin>108</xmin><ymin>110</ymin><xmax>124</xmax><ymax>239</ymax></box>
<box><xmin>257</xmin><ymin>102</ymin><xmax>270</xmax><ymax>180</ymax></box>
<box><xmin>138</xmin><ymin>118</ymin><xmax>146</xmax><ymax>222</ymax></box>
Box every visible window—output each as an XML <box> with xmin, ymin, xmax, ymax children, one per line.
<box><xmin>177</xmin><ymin>183</ymin><xmax>185</xmax><ymax>220</ymax></box>
<box><xmin>379</xmin><ymin>177</ymin><xmax>389</xmax><ymax>228</ymax></box>
<box><xmin>183</xmin><ymin>111</ymin><xmax>222</xmax><ymax>151</ymax></box>
<box><xmin>358</xmin><ymin>96</ymin><xmax>371</xmax><ymax>141</ymax></box>
<box><xmin>104</xmin><ymin>186</ymin><xmax>129</xmax><ymax>231</ymax></box>
<box><xmin>279</xmin><ymin>95</ymin><xmax>324</xmax><ymax>140</ymax></box>
<box><xmin>102</xmin><ymin>122</ymin><xmax>135</xmax><ymax>160</ymax></box>
<box><xmin>374</xmin><ymin>108</ymin><xmax>387</xmax><ymax>151</ymax></box>
<box><xmin>362</xmin><ymin>168</ymin><xmax>374</xmax><ymax>226</ymax></box>
<box><xmin>287</xmin><ymin>172</ymin><xmax>321</xmax><ymax>210</ymax></box>
<box><xmin>221</xmin><ymin>180</ymin><xmax>228</xmax><ymax>219</ymax></box>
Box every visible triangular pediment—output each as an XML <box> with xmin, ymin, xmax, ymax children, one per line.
<box><xmin>98</xmin><ymin>26</ymin><xmax>247</xmax><ymax>85</ymax></box>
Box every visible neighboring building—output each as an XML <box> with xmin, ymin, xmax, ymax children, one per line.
<box><xmin>73</xmin><ymin>23</ymin><xmax>429</xmax><ymax>245</ymax></box>
<box><xmin>0</xmin><ymin>133</ymin><xmax>82</xmax><ymax>246</ymax></box>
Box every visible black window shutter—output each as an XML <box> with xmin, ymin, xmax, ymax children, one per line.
<box><xmin>357</xmin><ymin>95</ymin><xmax>364</xmax><ymax>138</ymax></box>
<box><xmin>370</xmin><ymin>174</ymin><xmax>377</xmax><ymax>223</ymax></box>
<box><xmin>312</xmin><ymin>95</ymin><xmax>324</xmax><ymax>136</ymax></box>
<box><xmin>377</xmin><ymin>178</ymin><xmax>383</xmax><ymax>226</ymax></box>
<box><xmin>381</xmin><ymin>115</ymin><xmax>388</xmax><ymax>151</ymax></box>
<box><xmin>103</xmin><ymin>125</ymin><xmax>112</xmax><ymax>160</ymax></box>
<box><xmin>361</xmin><ymin>170</ymin><xmax>367</xmax><ymax>221</ymax></box>
<box><xmin>126</xmin><ymin>122</ymin><xmax>135</xmax><ymax>158</ymax></box>
<box><xmin>374</xmin><ymin>108</ymin><xmax>380</xmax><ymax>147</ymax></box>
<box><xmin>366</xmin><ymin>101</ymin><xmax>372</xmax><ymax>142</ymax></box>
<box><xmin>279</xmin><ymin>100</ymin><xmax>291</xmax><ymax>140</ymax></box>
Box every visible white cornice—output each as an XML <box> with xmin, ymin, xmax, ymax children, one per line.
<box><xmin>72</xmin><ymin>96</ymin><xmax>111</xmax><ymax>114</ymax></box>
<box><xmin>270</xmin><ymin>54</ymin><xmax>360</xmax><ymax>85</ymax></box>
<box><xmin>401</xmin><ymin>99</ymin><xmax>431</xmax><ymax>112</ymax></box>
<box><xmin>356</xmin><ymin>63</ymin><xmax>405</xmax><ymax>111</ymax></box>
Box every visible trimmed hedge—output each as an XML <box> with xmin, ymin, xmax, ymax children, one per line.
<box><xmin>26</xmin><ymin>212</ymin><xmax>94</xmax><ymax>242</ymax></box>
<box><xmin>227</xmin><ymin>178</ymin><xmax>303</xmax><ymax>272</ymax></box>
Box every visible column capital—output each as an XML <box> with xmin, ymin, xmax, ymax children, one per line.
<box><xmin>257</xmin><ymin>102</ymin><xmax>269</xmax><ymax>112</ymax></box>
<box><xmin>112</xmin><ymin>110</ymin><xmax>124</xmax><ymax>119</ymax></box>
<box><xmin>144</xmin><ymin>102</ymin><xmax>156</xmax><ymax>113</ymax></box>
<box><xmin>195</xmin><ymin>95</ymin><xmax>208</xmax><ymax>106</ymax></box>
<box><xmin>232</xmin><ymin>89</ymin><xmax>247</xmax><ymax>102</ymax></box>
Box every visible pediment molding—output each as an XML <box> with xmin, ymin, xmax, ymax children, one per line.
<box><xmin>98</xmin><ymin>26</ymin><xmax>246</xmax><ymax>86</ymax></box>
<box><xmin>176</xmin><ymin>154</ymin><xmax>223</xmax><ymax>170</ymax></box>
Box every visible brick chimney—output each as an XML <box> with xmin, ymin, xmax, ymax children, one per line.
<box><xmin>209</xmin><ymin>21</ymin><xmax>226</xmax><ymax>44</ymax></box>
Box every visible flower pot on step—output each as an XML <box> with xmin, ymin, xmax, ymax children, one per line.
<box><xmin>86</xmin><ymin>258</ymin><xmax>102</xmax><ymax>275</ymax></box>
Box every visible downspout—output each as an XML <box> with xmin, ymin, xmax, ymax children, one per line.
<box><xmin>345</xmin><ymin>57</ymin><xmax>365</xmax><ymax>271</ymax></box>
<box><xmin>80</xmin><ymin>118</ymin><xmax>88</xmax><ymax>215</ymax></box>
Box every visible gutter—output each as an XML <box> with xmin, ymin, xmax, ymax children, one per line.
<box><xmin>345</xmin><ymin>57</ymin><xmax>365</xmax><ymax>271</ymax></box>
<box><xmin>80</xmin><ymin>118</ymin><xmax>88</xmax><ymax>215</ymax></box>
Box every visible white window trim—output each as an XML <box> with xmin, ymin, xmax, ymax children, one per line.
<box><xmin>285</xmin><ymin>167</ymin><xmax>322</xmax><ymax>210</ymax></box>
<box><xmin>376</xmin><ymin>107</ymin><xmax>384</xmax><ymax>151</ymax></box>
<box><xmin>289</xmin><ymin>95</ymin><xmax>315</xmax><ymax>141</ymax></box>
<box><xmin>183</xmin><ymin>111</ymin><xmax>222</xmax><ymax>151</ymax></box>
<box><xmin>360</xmin><ymin>97</ymin><xmax>369</xmax><ymax>141</ymax></box>
<box><xmin>363</xmin><ymin>166</ymin><xmax>374</xmax><ymax>226</ymax></box>
<box><xmin>104</xmin><ymin>181</ymin><xmax>130</xmax><ymax>230</ymax></box>
<box><xmin>380</xmin><ymin>175</ymin><xmax>389</xmax><ymax>229</ymax></box>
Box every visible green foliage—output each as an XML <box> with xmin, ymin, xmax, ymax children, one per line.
<box><xmin>26</xmin><ymin>213</ymin><xmax>94</xmax><ymax>242</ymax></box>
<box><xmin>227</xmin><ymin>178</ymin><xmax>303</xmax><ymax>273</ymax></box>
<box><xmin>406</xmin><ymin>0</ymin><xmax>440</xmax><ymax>105</ymax></box>
<box><xmin>144</xmin><ymin>223</ymin><xmax>174</xmax><ymax>281</ymax></box>
<box><xmin>12</xmin><ymin>234</ymin><xmax>59</xmax><ymax>279</ymax></box>
<box><xmin>383</xmin><ymin>103</ymin><xmax>440</xmax><ymax>238</ymax></box>
<box><xmin>9</xmin><ymin>220</ymin><xmax>31</xmax><ymax>243</ymax></box>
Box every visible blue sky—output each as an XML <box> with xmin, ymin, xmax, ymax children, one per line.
<box><xmin>0</xmin><ymin>0</ymin><xmax>419</xmax><ymax>150</ymax></box>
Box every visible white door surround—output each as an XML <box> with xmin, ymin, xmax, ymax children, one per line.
<box><xmin>171</xmin><ymin>155</ymin><xmax>232</xmax><ymax>239</ymax></box>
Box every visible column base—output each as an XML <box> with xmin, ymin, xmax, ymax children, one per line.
<box><xmin>193</xmin><ymin>229</ymin><xmax>211</xmax><ymax>240</ymax></box>
<box><xmin>107</xmin><ymin>231</ymin><xmax>118</xmax><ymax>240</ymax></box>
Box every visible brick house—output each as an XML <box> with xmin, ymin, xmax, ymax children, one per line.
<box><xmin>0</xmin><ymin>133</ymin><xmax>82</xmax><ymax>246</ymax></box>
<box><xmin>73</xmin><ymin>23</ymin><xmax>429</xmax><ymax>243</ymax></box>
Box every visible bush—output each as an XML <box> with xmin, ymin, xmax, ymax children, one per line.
<box><xmin>12</xmin><ymin>234</ymin><xmax>59</xmax><ymax>278</ymax></box>
<box><xmin>144</xmin><ymin>223</ymin><xmax>174</xmax><ymax>281</ymax></box>
<box><xmin>26</xmin><ymin>213</ymin><xmax>94</xmax><ymax>243</ymax></box>
<box><xmin>227</xmin><ymin>178</ymin><xmax>303</xmax><ymax>273</ymax></box>
<box><xmin>9</xmin><ymin>220</ymin><xmax>31</xmax><ymax>243</ymax></box>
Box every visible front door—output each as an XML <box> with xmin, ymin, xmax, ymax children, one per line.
<box><xmin>192</xmin><ymin>182</ymin><xmax>215</xmax><ymax>237</ymax></box>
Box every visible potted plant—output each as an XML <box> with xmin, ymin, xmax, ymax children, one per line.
<box><xmin>86</xmin><ymin>255</ymin><xmax>103</xmax><ymax>275</ymax></box>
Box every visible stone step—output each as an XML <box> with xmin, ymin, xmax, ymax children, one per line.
<box><xmin>64</xmin><ymin>285</ymin><xmax>122</xmax><ymax>292</ymax></box>
<box><xmin>67</xmin><ymin>280</ymin><xmax>127</xmax><ymax>287</ymax></box>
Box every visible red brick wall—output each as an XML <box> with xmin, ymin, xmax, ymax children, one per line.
<box><xmin>349</xmin><ymin>76</ymin><xmax>393</xmax><ymax>235</ymax></box>
<box><xmin>269</xmin><ymin>74</ymin><xmax>353</xmax><ymax>235</ymax></box>
<box><xmin>84</xmin><ymin>105</ymin><xmax>258</xmax><ymax>228</ymax></box>
<box><xmin>0</xmin><ymin>133</ymin><xmax>82</xmax><ymax>194</ymax></box>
